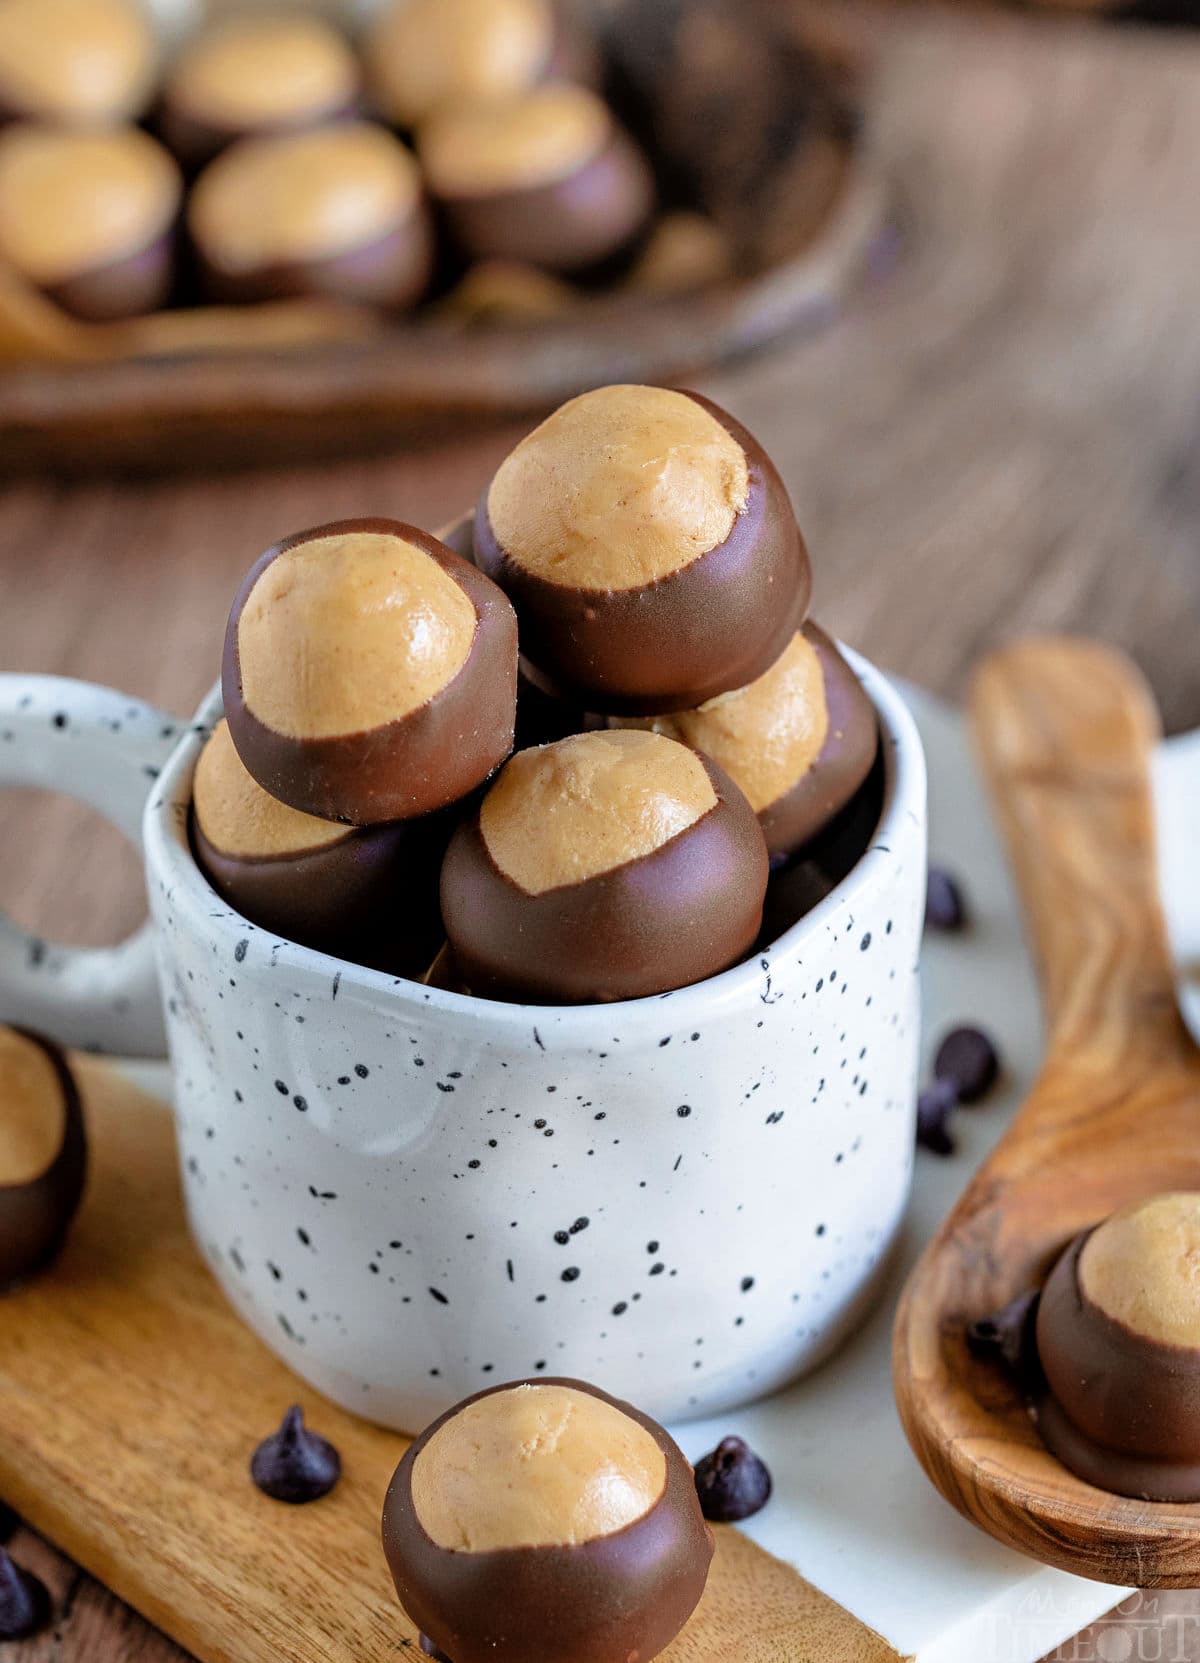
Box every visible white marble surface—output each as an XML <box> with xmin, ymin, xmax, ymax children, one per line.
<box><xmin>124</xmin><ymin>686</ymin><xmax>1185</xmax><ymax>1663</ymax></box>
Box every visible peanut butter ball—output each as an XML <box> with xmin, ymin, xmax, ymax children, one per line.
<box><xmin>1036</xmin><ymin>1193</ymin><xmax>1200</xmax><ymax>1500</ymax></box>
<box><xmin>222</xmin><ymin>518</ymin><xmax>517</xmax><ymax>826</ymax></box>
<box><xmin>0</xmin><ymin>123</ymin><xmax>179</xmax><ymax>320</ymax></box>
<box><xmin>474</xmin><ymin>385</ymin><xmax>811</xmax><ymax>714</ymax></box>
<box><xmin>160</xmin><ymin>14</ymin><xmax>360</xmax><ymax>170</ymax></box>
<box><xmin>188</xmin><ymin>122</ymin><xmax>433</xmax><ymax>310</ymax></box>
<box><xmin>611</xmin><ymin>623</ymin><xmax>877</xmax><ymax>861</ymax></box>
<box><xmin>440</xmin><ymin>728</ymin><xmax>768</xmax><ymax>1003</ymax></box>
<box><xmin>418</xmin><ymin>84</ymin><xmax>653</xmax><ymax>275</ymax></box>
<box><xmin>365</xmin><ymin>0</ymin><xmax>558</xmax><ymax>130</ymax></box>
<box><xmin>0</xmin><ymin>0</ymin><xmax>158</xmax><ymax>127</ymax></box>
<box><xmin>382</xmin><ymin>1379</ymin><xmax>713</xmax><ymax>1663</ymax></box>
<box><xmin>191</xmin><ymin>720</ymin><xmax>447</xmax><ymax>975</ymax></box>
<box><xmin>0</xmin><ymin>1027</ymin><xmax>87</xmax><ymax>1291</ymax></box>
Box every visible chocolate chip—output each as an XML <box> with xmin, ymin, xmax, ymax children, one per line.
<box><xmin>0</xmin><ymin>1503</ymin><xmax>17</xmax><ymax>1543</ymax></box>
<box><xmin>693</xmin><ymin>1435</ymin><xmax>773</xmax><ymax>1522</ymax></box>
<box><xmin>420</xmin><ymin>1637</ymin><xmax>453</xmax><ymax>1660</ymax></box>
<box><xmin>250</xmin><ymin>1405</ymin><xmax>341</xmax><ymax>1504</ymax></box>
<box><xmin>925</xmin><ymin>866</ymin><xmax>967</xmax><ymax>931</ymax></box>
<box><xmin>934</xmin><ymin>1026</ymin><xmax>999</xmax><ymax>1104</ymax></box>
<box><xmin>0</xmin><ymin>1549</ymin><xmax>51</xmax><ymax>1639</ymax></box>
<box><xmin>966</xmin><ymin>1288</ymin><xmax>1043</xmax><ymax>1392</ymax></box>
<box><xmin>916</xmin><ymin>1078</ymin><xmax>958</xmax><ymax>1155</ymax></box>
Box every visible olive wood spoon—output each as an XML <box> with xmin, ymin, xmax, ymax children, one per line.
<box><xmin>893</xmin><ymin>636</ymin><xmax>1200</xmax><ymax>1586</ymax></box>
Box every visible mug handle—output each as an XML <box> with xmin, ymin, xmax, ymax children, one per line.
<box><xmin>0</xmin><ymin>674</ymin><xmax>184</xmax><ymax>1058</ymax></box>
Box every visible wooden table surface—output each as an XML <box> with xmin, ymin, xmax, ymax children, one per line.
<box><xmin>3</xmin><ymin>10</ymin><xmax>1200</xmax><ymax>1660</ymax></box>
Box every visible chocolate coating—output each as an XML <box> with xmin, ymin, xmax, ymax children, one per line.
<box><xmin>1036</xmin><ymin>1205</ymin><xmax>1200</xmax><ymax>1500</ymax></box>
<box><xmin>381</xmin><ymin>1378</ymin><xmax>713</xmax><ymax>1663</ymax></box>
<box><xmin>0</xmin><ymin>1027</ymin><xmax>87</xmax><ymax>1292</ymax></box>
<box><xmin>441</xmin><ymin>740</ymin><xmax>768</xmax><ymax>1003</ymax></box>
<box><xmin>188</xmin><ymin>123</ymin><xmax>433</xmax><ymax>310</ymax></box>
<box><xmin>427</xmin><ymin>118</ymin><xmax>654</xmax><ymax>276</ymax></box>
<box><xmin>223</xmin><ymin>518</ymin><xmax>517</xmax><ymax>826</ymax></box>
<box><xmin>159</xmin><ymin>14</ymin><xmax>360</xmax><ymax>171</ymax></box>
<box><xmin>191</xmin><ymin>721</ymin><xmax>447</xmax><ymax>974</ymax></box>
<box><xmin>475</xmin><ymin>389</ymin><xmax>811</xmax><ymax>714</ymax></box>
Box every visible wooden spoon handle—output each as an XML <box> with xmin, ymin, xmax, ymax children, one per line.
<box><xmin>970</xmin><ymin>636</ymin><xmax>1185</xmax><ymax>1064</ymax></box>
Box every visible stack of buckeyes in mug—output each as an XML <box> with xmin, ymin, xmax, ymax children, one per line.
<box><xmin>197</xmin><ymin>384</ymin><xmax>879</xmax><ymax>1005</ymax></box>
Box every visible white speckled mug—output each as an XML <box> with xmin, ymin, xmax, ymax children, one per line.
<box><xmin>0</xmin><ymin>651</ymin><xmax>924</xmax><ymax>1430</ymax></box>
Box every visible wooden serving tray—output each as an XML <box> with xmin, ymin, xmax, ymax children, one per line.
<box><xmin>0</xmin><ymin>0</ymin><xmax>886</xmax><ymax>474</ymax></box>
<box><xmin>0</xmin><ymin>1059</ymin><xmax>899</xmax><ymax>1663</ymax></box>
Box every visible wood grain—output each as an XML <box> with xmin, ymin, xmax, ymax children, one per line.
<box><xmin>4</xmin><ymin>8</ymin><xmax>1200</xmax><ymax>1658</ymax></box>
<box><xmin>0</xmin><ymin>1058</ymin><xmax>901</xmax><ymax>1663</ymax></box>
<box><xmin>893</xmin><ymin>636</ymin><xmax>1200</xmax><ymax>1586</ymax></box>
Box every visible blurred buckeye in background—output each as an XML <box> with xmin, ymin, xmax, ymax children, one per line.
<box><xmin>188</xmin><ymin>122</ymin><xmax>433</xmax><ymax>309</ymax></box>
<box><xmin>365</xmin><ymin>0</ymin><xmax>561</xmax><ymax>130</ymax></box>
<box><xmin>191</xmin><ymin>720</ymin><xmax>446</xmax><ymax>976</ymax></box>
<box><xmin>159</xmin><ymin>13</ymin><xmax>360</xmax><ymax>171</ymax></box>
<box><xmin>418</xmin><ymin>85</ymin><xmax>653</xmax><ymax>275</ymax></box>
<box><xmin>222</xmin><ymin>517</ymin><xmax>517</xmax><ymax>825</ymax></box>
<box><xmin>611</xmin><ymin>623</ymin><xmax>878</xmax><ymax>861</ymax></box>
<box><xmin>0</xmin><ymin>0</ymin><xmax>159</xmax><ymax>127</ymax></box>
<box><xmin>0</xmin><ymin>1027</ymin><xmax>87</xmax><ymax>1291</ymax></box>
<box><xmin>441</xmin><ymin>729</ymin><xmax>768</xmax><ymax>1003</ymax></box>
<box><xmin>474</xmin><ymin>385</ymin><xmax>811</xmax><ymax>713</ymax></box>
<box><xmin>382</xmin><ymin>1378</ymin><xmax>713</xmax><ymax>1663</ymax></box>
<box><xmin>0</xmin><ymin>124</ymin><xmax>180</xmax><ymax>320</ymax></box>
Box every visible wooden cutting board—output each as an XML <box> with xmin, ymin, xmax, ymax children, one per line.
<box><xmin>0</xmin><ymin>1059</ymin><xmax>900</xmax><ymax>1663</ymax></box>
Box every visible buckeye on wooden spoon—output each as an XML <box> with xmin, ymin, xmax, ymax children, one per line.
<box><xmin>893</xmin><ymin>637</ymin><xmax>1200</xmax><ymax>1586</ymax></box>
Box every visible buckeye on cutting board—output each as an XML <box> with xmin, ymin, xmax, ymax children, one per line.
<box><xmin>382</xmin><ymin>1378</ymin><xmax>713</xmax><ymax>1663</ymax></box>
<box><xmin>0</xmin><ymin>1026</ymin><xmax>87</xmax><ymax>1290</ymax></box>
